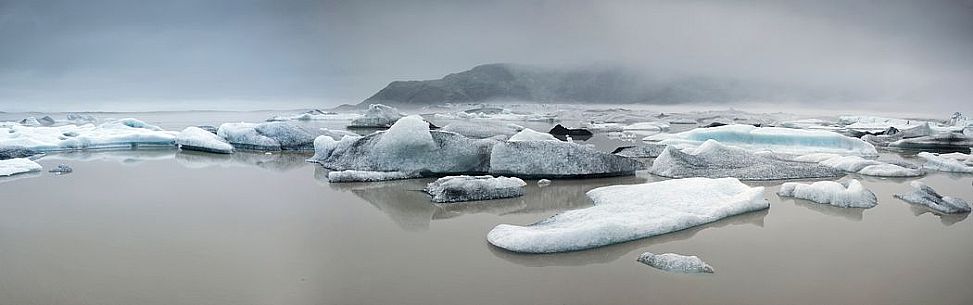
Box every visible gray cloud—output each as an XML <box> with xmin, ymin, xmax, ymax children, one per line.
<box><xmin>0</xmin><ymin>0</ymin><xmax>971</xmax><ymax>112</ymax></box>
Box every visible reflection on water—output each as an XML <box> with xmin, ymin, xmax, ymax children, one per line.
<box><xmin>786</xmin><ymin>198</ymin><xmax>866</xmax><ymax>221</ymax></box>
<box><xmin>0</xmin><ymin>171</ymin><xmax>41</xmax><ymax>184</ymax></box>
<box><xmin>40</xmin><ymin>149</ymin><xmax>175</xmax><ymax>164</ymax></box>
<box><xmin>490</xmin><ymin>209</ymin><xmax>768</xmax><ymax>267</ymax></box>
<box><xmin>909</xmin><ymin>204</ymin><xmax>970</xmax><ymax>226</ymax></box>
<box><xmin>175</xmin><ymin>150</ymin><xmax>311</xmax><ymax>172</ymax></box>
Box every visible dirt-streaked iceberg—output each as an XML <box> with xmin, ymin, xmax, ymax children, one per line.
<box><xmin>649</xmin><ymin>140</ymin><xmax>842</xmax><ymax>180</ymax></box>
<box><xmin>423</xmin><ymin>175</ymin><xmax>526</xmax><ymax>203</ymax></box>
<box><xmin>487</xmin><ymin>177</ymin><xmax>769</xmax><ymax>253</ymax></box>
<box><xmin>489</xmin><ymin>141</ymin><xmax>642</xmax><ymax>178</ymax></box>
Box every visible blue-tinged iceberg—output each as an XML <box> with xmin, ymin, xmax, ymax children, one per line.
<box><xmin>637</xmin><ymin>252</ymin><xmax>714</xmax><ymax>273</ymax></box>
<box><xmin>423</xmin><ymin>175</ymin><xmax>526</xmax><ymax>203</ymax></box>
<box><xmin>645</xmin><ymin>124</ymin><xmax>878</xmax><ymax>156</ymax></box>
<box><xmin>777</xmin><ymin>179</ymin><xmax>877</xmax><ymax>208</ymax></box>
<box><xmin>487</xmin><ymin>177</ymin><xmax>769</xmax><ymax>253</ymax></box>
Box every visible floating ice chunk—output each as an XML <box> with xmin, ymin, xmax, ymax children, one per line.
<box><xmin>0</xmin><ymin>158</ymin><xmax>42</xmax><ymax>176</ymax></box>
<box><xmin>582</xmin><ymin>123</ymin><xmax>624</xmax><ymax>132</ymax></box>
<box><xmin>49</xmin><ymin>164</ymin><xmax>73</xmax><ymax>174</ymax></box>
<box><xmin>792</xmin><ymin>153</ymin><xmax>843</xmax><ymax>163</ymax></box>
<box><xmin>176</xmin><ymin>126</ymin><xmax>234</xmax><ymax>154</ymax></box>
<box><xmin>267</xmin><ymin>110</ymin><xmax>359</xmax><ymax>122</ymax></box>
<box><xmin>508</xmin><ymin>128</ymin><xmax>560</xmax><ymax>142</ymax></box>
<box><xmin>424</xmin><ymin>175</ymin><xmax>527</xmax><ymax>203</ymax></box>
<box><xmin>779</xmin><ymin>119</ymin><xmax>839</xmax><ymax>130</ymax></box>
<box><xmin>818</xmin><ymin>156</ymin><xmax>885</xmax><ymax>172</ymax></box>
<box><xmin>894</xmin><ymin>181</ymin><xmax>970</xmax><ymax>214</ymax></box>
<box><xmin>327</xmin><ymin>170</ymin><xmax>420</xmax><ymax>182</ymax></box>
<box><xmin>778</xmin><ymin>179</ymin><xmax>877</xmax><ymax>208</ymax></box>
<box><xmin>0</xmin><ymin>146</ymin><xmax>40</xmax><ymax>160</ymax></box>
<box><xmin>889</xmin><ymin>132</ymin><xmax>973</xmax><ymax>150</ymax></box>
<box><xmin>623</xmin><ymin>122</ymin><xmax>670</xmax><ymax>131</ymax></box>
<box><xmin>0</xmin><ymin>118</ymin><xmax>177</xmax><ymax>152</ymax></box>
<box><xmin>376</xmin><ymin>115</ymin><xmax>436</xmax><ymax>150</ymax></box>
<box><xmin>857</xmin><ymin>164</ymin><xmax>923</xmax><ymax>177</ymax></box>
<box><xmin>440</xmin><ymin>120</ymin><xmax>524</xmax><ymax>139</ymax></box>
<box><xmin>487</xmin><ymin>177</ymin><xmax>769</xmax><ymax>253</ymax></box>
<box><xmin>319</xmin><ymin>128</ymin><xmax>360</xmax><ymax>140</ymax></box>
<box><xmin>649</xmin><ymin>140</ymin><xmax>842</xmax><ymax>180</ymax></box>
<box><xmin>489</xmin><ymin>141</ymin><xmax>642</xmax><ymax>178</ymax></box>
<box><xmin>611</xmin><ymin>144</ymin><xmax>667</xmax><ymax>158</ymax></box>
<box><xmin>348</xmin><ymin>104</ymin><xmax>404</xmax><ymax>128</ymax></box>
<box><xmin>19</xmin><ymin>117</ymin><xmax>41</xmax><ymax>126</ymax></box>
<box><xmin>637</xmin><ymin>252</ymin><xmax>714</xmax><ymax>273</ymax></box>
<box><xmin>646</xmin><ymin>124</ymin><xmax>878</xmax><ymax>156</ymax></box>
<box><xmin>916</xmin><ymin>152</ymin><xmax>973</xmax><ymax>173</ymax></box>
<box><xmin>537</xmin><ymin>179</ymin><xmax>551</xmax><ymax>187</ymax></box>
<box><xmin>217</xmin><ymin>122</ymin><xmax>316</xmax><ymax>151</ymax></box>
<box><xmin>839</xmin><ymin>115</ymin><xmax>935</xmax><ymax>134</ymax></box>
<box><xmin>789</xmin><ymin>153</ymin><xmax>923</xmax><ymax>177</ymax></box>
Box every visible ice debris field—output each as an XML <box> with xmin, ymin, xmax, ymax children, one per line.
<box><xmin>2</xmin><ymin>105</ymin><xmax>972</xmax><ymax>261</ymax></box>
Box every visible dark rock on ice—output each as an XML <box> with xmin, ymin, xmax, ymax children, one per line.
<box><xmin>548</xmin><ymin>124</ymin><xmax>593</xmax><ymax>137</ymax></box>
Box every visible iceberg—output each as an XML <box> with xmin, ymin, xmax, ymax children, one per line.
<box><xmin>49</xmin><ymin>164</ymin><xmax>73</xmax><ymax>174</ymax></box>
<box><xmin>217</xmin><ymin>122</ymin><xmax>316</xmax><ymax>151</ymax></box>
<box><xmin>0</xmin><ymin>158</ymin><xmax>42</xmax><ymax>176</ymax></box>
<box><xmin>489</xmin><ymin>141</ymin><xmax>642</xmax><ymax>178</ymax></box>
<box><xmin>611</xmin><ymin>144</ymin><xmax>667</xmax><ymax>158</ymax></box>
<box><xmin>0</xmin><ymin>118</ymin><xmax>177</xmax><ymax>152</ymax></box>
<box><xmin>347</xmin><ymin>104</ymin><xmax>404</xmax><ymax>128</ymax></box>
<box><xmin>440</xmin><ymin>120</ymin><xmax>524</xmax><ymax>139</ymax></box>
<box><xmin>894</xmin><ymin>181</ymin><xmax>971</xmax><ymax>214</ymax></box>
<box><xmin>637</xmin><ymin>252</ymin><xmax>714</xmax><ymax>273</ymax></box>
<box><xmin>267</xmin><ymin>110</ymin><xmax>360</xmax><ymax>122</ymax></box>
<box><xmin>537</xmin><ymin>179</ymin><xmax>552</xmax><ymax>187</ymax></box>
<box><xmin>311</xmin><ymin>115</ymin><xmax>497</xmax><ymax>175</ymax></box>
<box><xmin>777</xmin><ymin>179</ymin><xmax>877</xmax><ymax>208</ymax></box>
<box><xmin>649</xmin><ymin>140</ymin><xmax>842</xmax><ymax>180</ymax></box>
<box><xmin>507</xmin><ymin>128</ymin><xmax>560</xmax><ymax>142</ymax></box>
<box><xmin>623</xmin><ymin>122</ymin><xmax>670</xmax><ymax>131</ymax></box>
<box><xmin>176</xmin><ymin>126</ymin><xmax>234</xmax><ymax>154</ymax></box>
<box><xmin>487</xmin><ymin>177</ymin><xmax>769</xmax><ymax>253</ymax></box>
<box><xmin>0</xmin><ymin>146</ymin><xmax>39</xmax><ymax>160</ymax></box>
<box><xmin>789</xmin><ymin>154</ymin><xmax>922</xmax><ymax>177</ymax></box>
<box><xmin>916</xmin><ymin>152</ymin><xmax>973</xmax><ymax>173</ymax></box>
<box><xmin>888</xmin><ymin>132</ymin><xmax>973</xmax><ymax>150</ymax></box>
<box><xmin>327</xmin><ymin>170</ymin><xmax>420</xmax><ymax>183</ymax></box>
<box><xmin>423</xmin><ymin>175</ymin><xmax>527</xmax><ymax>203</ymax></box>
<box><xmin>645</xmin><ymin>124</ymin><xmax>878</xmax><ymax>156</ymax></box>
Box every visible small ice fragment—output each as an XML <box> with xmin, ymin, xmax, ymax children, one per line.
<box><xmin>537</xmin><ymin>179</ymin><xmax>552</xmax><ymax>187</ymax></box>
<box><xmin>637</xmin><ymin>252</ymin><xmax>714</xmax><ymax>273</ymax></box>
<box><xmin>894</xmin><ymin>181</ymin><xmax>971</xmax><ymax>214</ymax></box>
<box><xmin>49</xmin><ymin>164</ymin><xmax>73</xmax><ymax>174</ymax></box>
<box><xmin>424</xmin><ymin>175</ymin><xmax>526</xmax><ymax>203</ymax></box>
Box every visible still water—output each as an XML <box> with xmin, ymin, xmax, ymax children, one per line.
<box><xmin>0</xmin><ymin>111</ymin><xmax>971</xmax><ymax>305</ymax></box>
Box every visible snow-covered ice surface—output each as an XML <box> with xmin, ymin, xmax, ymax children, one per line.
<box><xmin>778</xmin><ymin>179</ymin><xmax>877</xmax><ymax>208</ymax></box>
<box><xmin>637</xmin><ymin>252</ymin><xmax>714</xmax><ymax>273</ymax></box>
<box><xmin>894</xmin><ymin>181</ymin><xmax>971</xmax><ymax>214</ymax></box>
<box><xmin>0</xmin><ymin>118</ymin><xmax>177</xmax><ymax>152</ymax></box>
<box><xmin>327</xmin><ymin>170</ymin><xmax>420</xmax><ymax>183</ymax></box>
<box><xmin>508</xmin><ymin>128</ymin><xmax>560</xmax><ymax>142</ymax></box>
<box><xmin>0</xmin><ymin>158</ymin><xmax>42</xmax><ymax>176</ymax></box>
<box><xmin>439</xmin><ymin>120</ymin><xmax>524</xmax><ymax>139</ymax></box>
<box><xmin>646</xmin><ymin>124</ymin><xmax>878</xmax><ymax>156</ymax></box>
<box><xmin>917</xmin><ymin>152</ymin><xmax>973</xmax><ymax>173</ymax></box>
<box><xmin>176</xmin><ymin>126</ymin><xmax>234</xmax><ymax>154</ymax></box>
<box><xmin>649</xmin><ymin>140</ymin><xmax>842</xmax><ymax>180</ymax></box>
<box><xmin>348</xmin><ymin>104</ymin><xmax>404</xmax><ymax>128</ymax></box>
<box><xmin>489</xmin><ymin>141</ymin><xmax>643</xmax><ymax>178</ymax></box>
<box><xmin>487</xmin><ymin>177</ymin><xmax>769</xmax><ymax>253</ymax></box>
<box><xmin>423</xmin><ymin>175</ymin><xmax>527</xmax><ymax>203</ymax></box>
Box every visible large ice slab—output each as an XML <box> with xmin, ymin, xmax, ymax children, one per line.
<box><xmin>0</xmin><ymin>118</ymin><xmax>177</xmax><ymax>152</ymax></box>
<box><xmin>894</xmin><ymin>181</ymin><xmax>970</xmax><ymax>214</ymax></box>
<box><xmin>327</xmin><ymin>170</ymin><xmax>420</xmax><ymax>183</ymax></box>
<box><xmin>645</xmin><ymin>124</ymin><xmax>878</xmax><ymax>156</ymax></box>
<box><xmin>649</xmin><ymin>140</ymin><xmax>842</xmax><ymax>180</ymax></box>
<box><xmin>917</xmin><ymin>152</ymin><xmax>973</xmax><ymax>173</ymax></box>
<box><xmin>0</xmin><ymin>158</ymin><xmax>42</xmax><ymax>176</ymax></box>
<box><xmin>637</xmin><ymin>252</ymin><xmax>714</xmax><ymax>273</ymax></box>
<box><xmin>778</xmin><ymin>179</ymin><xmax>877</xmax><ymax>208</ymax></box>
<box><xmin>888</xmin><ymin>132</ymin><xmax>973</xmax><ymax>150</ymax></box>
<box><xmin>487</xmin><ymin>177</ymin><xmax>769</xmax><ymax>253</ymax></box>
<box><xmin>176</xmin><ymin>126</ymin><xmax>234</xmax><ymax>154</ymax></box>
<box><xmin>507</xmin><ymin>128</ymin><xmax>560</xmax><ymax>142</ymax></box>
<box><xmin>217</xmin><ymin>122</ymin><xmax>316</xmax><ymax>151</ymax></box>
<box><xmin>348</xmin><ymin>104</ymin><xmax>404</xmax><ymax>128</ymax></box>
<box><xmin>489</xmin><ymin>141</ymin><xmax>642</xmax><ymax>178</ymax></box>
<box><xmin>424</xmin><ymin>175</ymin><xmax>526</xmax><ymax>203</ymax></box>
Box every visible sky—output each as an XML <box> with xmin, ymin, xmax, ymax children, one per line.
<box><xmin>0</xmin><ymin>0</ymin><xmax>971</xmax><ymax>112</ymax></box>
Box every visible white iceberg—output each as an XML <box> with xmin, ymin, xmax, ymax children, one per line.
<box><xmin>894</xmin><ymin>181</ymin><xmax>971</xmax><ymax>214</ymax></box>
<box><xmin>645</xmin><ymin>124</ymin><xmax>878</xmax><ymax>156</ymax></box>
<box><xmin>424</xmin><ymin>175</ymin><xmax>527</xmax><ymax>203</ymax></box>
<box><xmin>489</xmin><ymin>141</ymin><xmax>643</xmax><ymax>178</ymax></box>
<box><xmin>0</xmin><ymin>118</ymin><xmax>177</xmax><ymax>152</ymax></box>
<box><xmin>777</xmin><ymin>179</ymin><xmax>877</xmax><ymax>208</ymax></box>
<box><xmin>176</xmin><ymin>126</ymin><xmax>234</xmax><ymax>154</ymax></box>
<box><xmin>637</xmin><ymin>252</ymin><xmax>714</xmax><ymax>273</ymax></box>
<box><xmin>916</xmin><ymin>152</ymin><xmax>973</xmax><ymax>173</ymax></box>
<box><xmin>649</xmin><ymin>140</ymin><xmax>842</xmax><ymax>180</ymax></box>
<box><xmin>0</xmin><ymin>158</ymin><xmax>42</xmax><ymax>176</ymax></box>
<box><xmin>439</xmin><ymin>120</ymin><xmax>523</xmax><ymax>139</ymax></box>
<box><xmin>348</xmin><ymin>104</ymin><xmax>404</xmax><ymax>128</ymax></box>
<box><xmin>327</xmin><ymin>170</ymin><xmax>420</xmax><ymax>183</ymax></box>
<box><xmin>507</xmin><ymin>128</ymin><xmax>559</xmax><ymax>142</ymax></box>
<box><xmin>487</xmin><ymin>177</ymin><xmax>769</xmax><ymax>253</ymax></box>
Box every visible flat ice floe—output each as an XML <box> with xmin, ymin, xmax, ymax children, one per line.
<box><xmin>0</xmin><ymin>158</ymin><xmax>42</xmax><ymax>176</ymax></box>
<box><xmin>347</xmin><ymin>104</ymin><xmax>404</xmax><ymax>128</ymax></box>
<box><xmin>327</xmin><ymin>170</ymin><xmax>420</xmax><ymax>183</ymax></box>
<box><xmin>637</xmin><ymin>252</ymin><xmax>714</xmax><ymax>273</ymax></box>
<box><xmin>0</xmin><ymin>118</ymin><xmax>177</xmax><ymax>152</ymax></box>
<box><xmin>423</xmin><ymin>175</ymin><xmax>526</xmax><ymax>203</ymax></box>
<box><xmin>176</xmin><ymin>126</ymin><xmax>234</xmax><ymax>154</ymax></box>
<box><xmin>777</xmin><ymin>179</ymin><xmax>877</xmax><ymax>208</ymax></box>
<box><xmin>487</xmin><ymin>177</ymin><xmax>769</xmax><ymax>253</ymax></box>
<box><xmin>649</xmin><ymin>140</ymin><xmax>842</xmax><ymax>180</ymax></box>
<box><xmin>916</xmin><ymin>152</ymin><xmax>973</xmax><ymax>173</ymax></box>
<box><xmin>507</xmin><ymin>128</ymin><xmax>560</xmax><ymax>142</ymax></box>
<box><xmin>894</xmin><ymin>181</ymin><xmax>971</xmax><ymax>214</ymax></box>
<box><xmin>645</xmin><ymin>124</ymin><xmax>878</xmax><ymax>156</ymax></box>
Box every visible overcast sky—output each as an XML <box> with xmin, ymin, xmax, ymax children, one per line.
<box><xmin>0</xmin><ymin>0</ymin><xmax>971</xmax><ymax>112</ymax></box>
